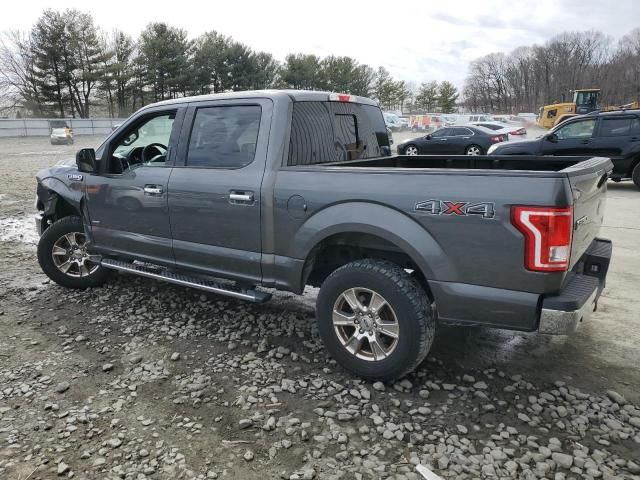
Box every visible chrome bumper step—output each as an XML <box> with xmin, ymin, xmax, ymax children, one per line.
<box><xmin>101</xmin><ymin>258</ymin><xmax>271</xmax><ymax>303</ymax></box>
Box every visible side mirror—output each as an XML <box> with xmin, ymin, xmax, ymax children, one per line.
<box><xmin>76</xmin><ymin>148</ymin><xmax>97</xmax><ymax>173</ymax></box>
<box><xmin>425</xmin><ymin>134</ymin><xmax>432</xmax><ymax>140</ymax></box>
<box><xmin>546</xmin><ymin>133</ymin><xmax>558</xmax><ymax>143</ymax></box>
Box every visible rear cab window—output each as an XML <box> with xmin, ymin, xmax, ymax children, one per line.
<box><xmin>288</xmin><ymin>101</ymin><xmax>390</xmax><ymax>166</ymax></box>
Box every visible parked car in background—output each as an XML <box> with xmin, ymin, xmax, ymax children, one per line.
<box><xmin>409</xmin><ymin>114</ymin><xmax>432</xmax><ymax>132</ymax></box>
<box><xmin>488</xmin><ymin>109</ymin><xmax>640</xmax><ymax>188</ymax></box>
<box><xmin>398</xmin><ymin>125</ymin><xmax>506</xmax><ymax>156</ymax></box>
<box><xmin>49</xmin><ymin>120</ymin><xmax>73</xmax><ymax>145</ymax></box>
<box><xmin>384</xmin><ymin>112</ymin><xmax>408</xmax><ymax>131</ymax></box>
<box><xmin>443</xmin><ymin>115</ymin><xmax>457</xmax><ymax>126</ymax></box>
<box><xmin>470</xmin><ymin>121</ymin><xmax>527</xmax><ymax>138</ymax></box>
<box><xmin>468</xmin><ymin>114</ymin><xmax>491</xmax><ymax>123</ymax></box>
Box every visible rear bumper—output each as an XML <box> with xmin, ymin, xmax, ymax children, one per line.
<box><xmin>538</xmin><ymin>238</ymin><xmax>612</xmax><ymax>334</ymax></box>
<box><xmin>430</xmin><ymin>237</ymin><xmax>612</xmax><ymax>333</ymax></box>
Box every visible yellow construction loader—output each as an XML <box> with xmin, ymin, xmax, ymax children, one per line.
<box><xmin>538</xmin><ymin>89</ymin><xmax>640</xmax><ymax>129</ymax></box>
<box><xmin>537</xmin><ymin>89</ymin><xmax>600</xmax><ymax>129</ymax></box>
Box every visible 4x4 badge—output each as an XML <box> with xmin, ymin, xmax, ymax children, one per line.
<box><xmin>415</xmin><ymin>199</ymin><xmax>495</xmax><ymax>219</ymax></box>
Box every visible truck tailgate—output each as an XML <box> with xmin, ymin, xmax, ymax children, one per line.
<box><xmin>563</xmin><ymin>157</ymin><xmax>612</xmax><ymax>268</ymax></box>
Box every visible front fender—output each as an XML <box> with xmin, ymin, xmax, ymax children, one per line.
<box><xmin>38</xmin><ymin>176</ymin><xmax>83</xmax><ymax>212</ymax></box>
<box><xmin>290</xmin><ymin>201</ymin><xmax>457</xmax><ymax>282</ymax></box>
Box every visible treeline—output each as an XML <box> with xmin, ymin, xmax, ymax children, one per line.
<box><xmin>463</xmin><ymin>29</ymin><xmax>640</xmax><ymax>114</ymax></box>
<box><xmin>0</xmin><ymin>9</ymin><xmax>459</xmax><ymax>118</ymax></box>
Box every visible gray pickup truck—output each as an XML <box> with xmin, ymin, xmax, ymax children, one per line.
<box><xmin>35</xmin><ymin>90</ymin><xmax>613</xmax><ymax>381</ymax></box>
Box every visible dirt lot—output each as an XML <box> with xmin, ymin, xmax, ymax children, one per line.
<box><xmin>0</xmin><ymin>135</ymin><xmax>639</xmax><ymax>480</ymax></box>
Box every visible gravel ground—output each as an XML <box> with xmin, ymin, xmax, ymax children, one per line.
<box><xmin>0</xmin><ymin>135</ymin><xmax>639</xmax><ymax>480</ymax></box>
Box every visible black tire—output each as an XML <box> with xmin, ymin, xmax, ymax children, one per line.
<box><xmin>316</xmin><ymin>259</ymin><xmax>435</xmax><ymax>381</ymax></box>
<box><xmin>632</xmin><ymin>162</ymin><xmax>640</xmax><ymax>190</ymax></box>
<box><xmin>37</xmin><ymin>216</ymin><xmax>109</xmax><ymax>289</ymax></box>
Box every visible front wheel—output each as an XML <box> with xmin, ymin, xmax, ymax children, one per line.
<box><xmin>465</xmin><ymin>144</ymin><xmax>483</xmax><ymax>155</ymax></box>
<box><xmin>37</xmin><ymin>216</ymin><xmax>109</xmax><ymax>289</ymax></box>
<box><xmin>632</xmin><ymin>163</ymin><xmax>640</xmax><ymax>190</ymax></box>
<box><xmin>316</xmin><ymin>259</ymin><xmax>435</xmax><ymax>381</ymax></box>
<box><xmin>404</xmin><ymin>145</ymin><xmax>419</xmax><ymax>156</ymax></box>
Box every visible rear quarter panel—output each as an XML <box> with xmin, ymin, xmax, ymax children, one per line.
<box><xmin>272</xmin><ymin>167</ymin><xmax>574</xmax><ymax>295</ymax></box>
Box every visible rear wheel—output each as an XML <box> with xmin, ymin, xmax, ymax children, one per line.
<box><xmin>632</xmin><ymin>163</ymin><xmax>640</xmax><ymax>190</ymax></box>
<box><xmin>316</xmin><ymin>259</ymin><xmax>435</xmax><ymax>381</ymax></box>
<box><xmin>465</xmin><ymin>144</ymin><xmax>483</xmax><ymax>155</ymax></box>
<box><xmin>37</xmin><ymin>216</ymin><xmax>109</xmax><ymax>289</ymax></box>
<box><xmin>404</xmin><ymin>145</ymin><xmax>419</xmax><ymax>156</ymax></box>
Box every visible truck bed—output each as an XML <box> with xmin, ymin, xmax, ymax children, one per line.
<box><xmin>327</xmin><ymin>154</ymin><xmax>611</xmax><ymax>176</ymax></box>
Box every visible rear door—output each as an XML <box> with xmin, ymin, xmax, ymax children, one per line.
<box><xmin>544</xmin><ymin>118</ymin><xmax>597</xmax><ymax>156</ymax></box>
<box><xmin>167</xmin><ymin>98</ymin><xmax>272</xmax><ymax>284</ymax></box>
<box><xmin>590</xmin><ymin>115</ymin><xmax>636</xmax><ymax>159</ymax></box>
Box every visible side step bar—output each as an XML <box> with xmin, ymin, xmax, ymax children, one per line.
<box><xmin>101</xmin><ymin>258</ymin><xmax>272</xmax><ymax>303</ymax></box>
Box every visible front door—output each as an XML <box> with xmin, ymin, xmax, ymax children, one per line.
<box><xmin>428</xmin><ymin>128</ymin><xmax>453</xmax><ymax>153</ymax></box>
<box><xmin>543</xmin><ymin>118</ymin><xmax>597</xmax><ymax>156</ymax></box>
<box><xmin>168</xmin><ymin>99</ymin><xmax>272</xmax><ymax>285</ymax></box>
<box><xmin>85</xmin><ymin>108</ymin><xmax>183</xmax><ymax>265</ymax></box>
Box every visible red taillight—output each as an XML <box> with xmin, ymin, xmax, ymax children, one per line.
<box><xmin>511</xmin><ymin>206</ymin><xmax>573</xmax><ymax>272</ymax></box>
<box><xmin>490</xmin><ymin>135</ymin><xmax>502</xmax><ymax>142</ymax></box>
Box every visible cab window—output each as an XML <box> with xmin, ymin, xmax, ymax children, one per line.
<box><xmin>599</xmin><ymin>117</ymin><xmax>634</xmax><ymax>137</ymax></box>
<box><xmin>186</xmin><ymin>105</ymin><xmax>261</xmax><ymax>168</ymax></box>
<box><xmin>554</xmin><ymin>119</ymin><xmax>596</xmax><ymax>139</ymax></box>
<box><xmin>109</xmin><ymin>112</ymin><xmax>175</xmax><ymax>174</ymax></box>
<box><xmin>431</xmin><ymin>128</ymin><xmax>449</xmax><ymax>138</ymax></box>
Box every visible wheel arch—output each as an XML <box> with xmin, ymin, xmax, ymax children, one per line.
<box><xmin>290</xmin><ymin>202</ymin><xmax>455</xmax><ymax>299</ymax></box>
<box><xmin>37</xmin><ymin>177</ymin><xmax>82</xmax><ymax>231</ymax></box>
<box><xmin>627</xmin><ymin>154</ymin><xmax>640</xmax><ymax>178</ymax></box>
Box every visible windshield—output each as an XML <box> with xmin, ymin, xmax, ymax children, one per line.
<box><xmin>574</xmin><ymin>91</ymin><xmax>598</xmax><ymax>108</ymax></box>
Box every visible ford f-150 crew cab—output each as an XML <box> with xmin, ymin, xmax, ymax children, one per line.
<box><xmin>35</xmin><ymin>90</ymin><xmax>613</xmax><ymax>381</ymax></box>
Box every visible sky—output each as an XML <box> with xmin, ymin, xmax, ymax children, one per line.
<box><xmin>4</xmin><ymin>0</ymin><xmax>640</xmax><ymax>89</ymax></box>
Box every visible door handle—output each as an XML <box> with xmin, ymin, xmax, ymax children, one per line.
<box><xmin>580</xmin><ymin>140</ymin><xmax>591</xmax><ymax>144</ymax></box>
<box><xmin>143</xmin><ymin>185</ymin><xmax>163</xmax><ymax>195</ymax></box>
<box><xmin>229</xmin><ymin>191</ymin><xmax>254</xmax><ymax>204</ymax></box>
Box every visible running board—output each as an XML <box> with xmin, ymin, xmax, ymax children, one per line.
<box><xmin>100</xmin><ymin>258</ymin><xmax>271</xmax><ymax>303</ymax></box>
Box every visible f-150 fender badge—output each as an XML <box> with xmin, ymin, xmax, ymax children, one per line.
<box><xmin>67</xmin><ymin>174</ymin><xmax>83</xmax><ymax>181</ymax></box>
<box><xmin>415</xmin><ymin>200</ymin><xmax>495</xmax><ymax>219</ymax></box>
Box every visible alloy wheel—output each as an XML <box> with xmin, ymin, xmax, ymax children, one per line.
<box><xmin>51</xmin><ymin>231</ymin><xmax>99</xmax><ymax>278</ymax></box>
<box><xmin>332</xmin><ymin>287</ymin><xmax>400</xmax><ymax>361</ymax></box>
<box><xmin>405</xmin><ymin>146</ymin><xmax>418</xmax><ymax>156</ymax></box>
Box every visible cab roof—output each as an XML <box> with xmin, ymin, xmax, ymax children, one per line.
<box><xmin>145</xmin><ymin>89</ymin><xmax>379</xmax><ymax>109</ymax></box>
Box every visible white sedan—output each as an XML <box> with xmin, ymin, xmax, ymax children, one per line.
<box><xmin>468</xmin><ymin>121</ymin><xmax>527</xmax><ymax>139</ymax></box>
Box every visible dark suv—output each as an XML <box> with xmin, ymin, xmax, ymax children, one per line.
<box><xmin>489</xmin><ymin>110</ymin><xmax>640</xmax><ymax>188</ymax></box>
